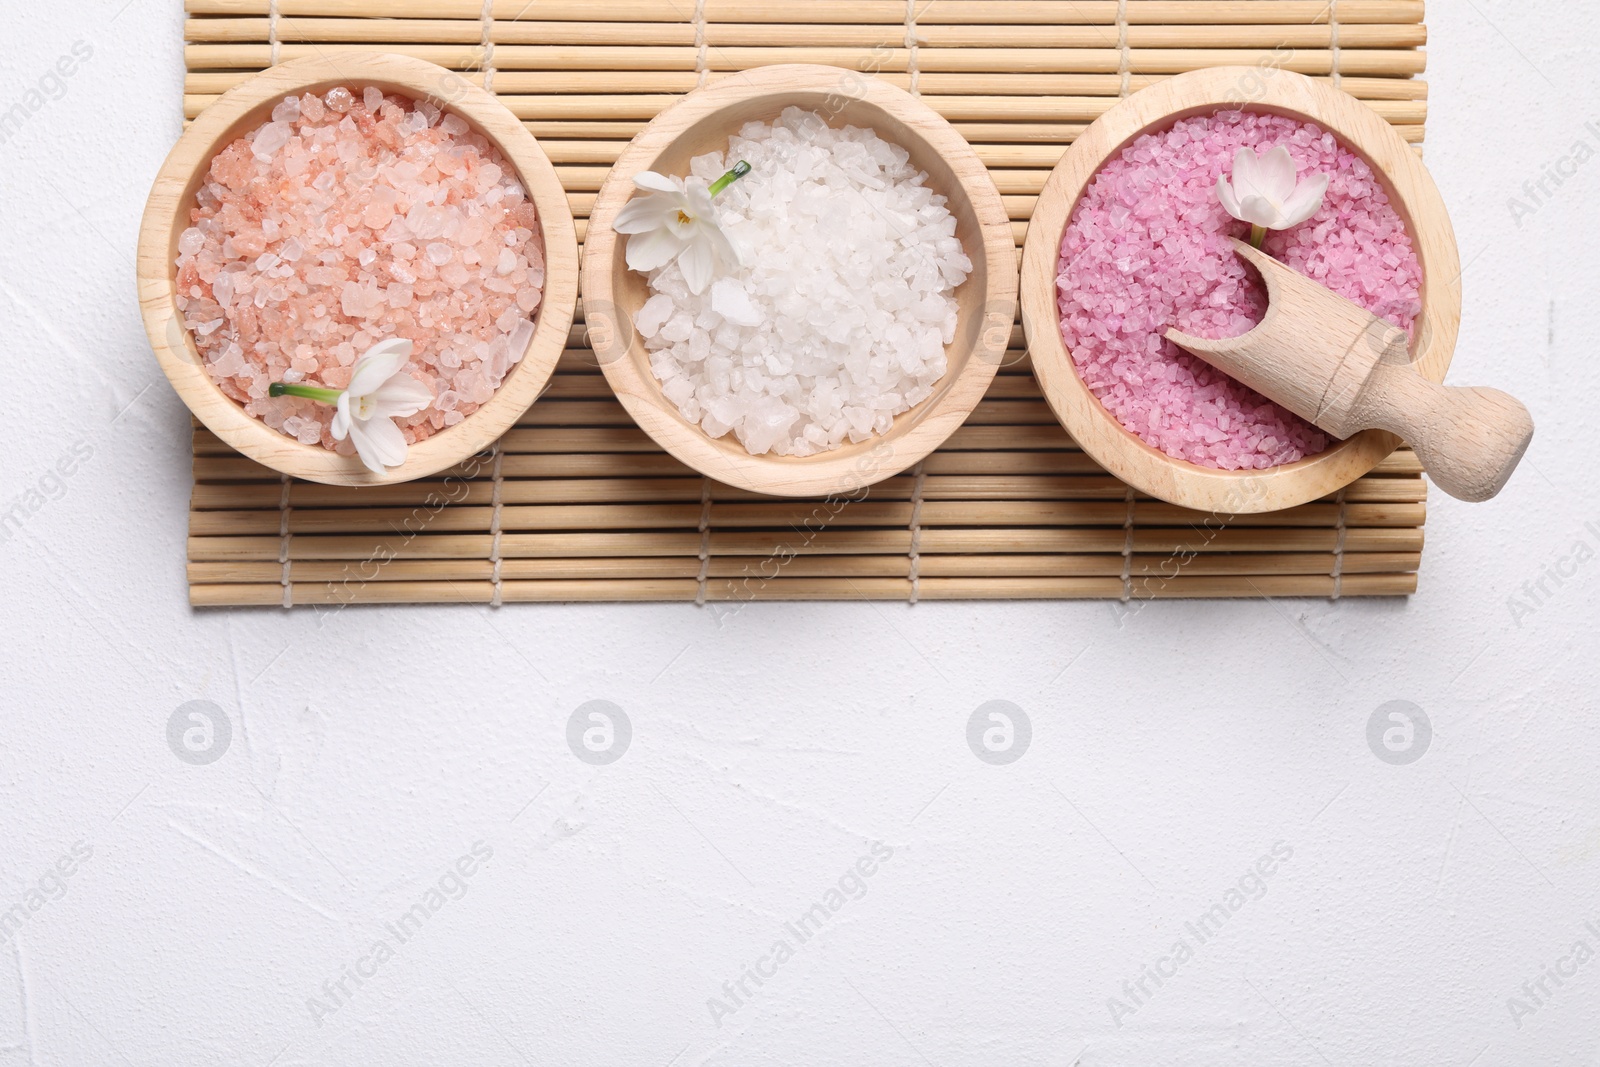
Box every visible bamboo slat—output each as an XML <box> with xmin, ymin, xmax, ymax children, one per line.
<box><xmin>182</xmin><ymin>25</ymin><xmax>1428</xmax><ymax>51</ymax></box>
<box><xmin>183</xmin><ymin>1</ymin><xmax>1424</xmax><ymax>24</ymax></box>
<box><xmin>181</xmin><ymin>85</ymin><xmax>1429</xmax><ymax>123</ymax></box>
<box><xmin>585</xmin><ymin>1</ymin><xmax>1425</xmax><ymax>23</ymax></box>
<box><xmin>183</xmin><ymin>43</ymin><xmax>1428</xmax><ymax>76</ymax></box>
<box><xmin>180</xmin><ymin>0</ymin><xmax>1432</xmax><ymax>605</ymax></box>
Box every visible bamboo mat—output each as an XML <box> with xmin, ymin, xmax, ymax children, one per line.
<box><xmin>179</xmin><ymin>0</ymin><xmax>1432</xmax><ymax>606</ymax></box>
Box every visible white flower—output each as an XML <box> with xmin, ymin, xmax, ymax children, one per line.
<box><xmin>1216</xmin><ymin>146</ymin><xmax>1329</xmax><ymax>232</ymax></box>
<box><xmin>612</xmin><ymin>171</ymin><xmax>740</xmax><ymax>295</ymax></box>
<box><xmin>330</xmin><ymin>338</ymin><xmax>433</xmax><ymax>474</ymax></box>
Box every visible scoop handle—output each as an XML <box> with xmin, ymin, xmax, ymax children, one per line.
<box><xmin>1352</xmin><ymin>363</ymin><xmax>1534</xmax><ymax>502</ymax></box>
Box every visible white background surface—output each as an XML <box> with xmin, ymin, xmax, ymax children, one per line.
<box><xmin>3</xmin><ymin>3</ymin><xmax>1598</xmax><ymax>1065</ymax></box>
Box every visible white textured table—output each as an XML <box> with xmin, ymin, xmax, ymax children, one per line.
<box><xmin>1</xmin><ymin>3</ymin><xmax>1596</xmax><ymax>1064</ymax></box>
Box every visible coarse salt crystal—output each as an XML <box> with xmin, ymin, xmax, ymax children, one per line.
<box><xmin>636</xmin><ymin>293</ymin><xmax>674</xmax><ymax>339</ymax></box>
<box><xmin>251</xmin><ymin>121</ymin><xmax>291</xmax><ymax>161</ymax></box>
<box><xmin>1056</xmin><ymin>109</ymin><xmax>1421</xmax><ymax>470</ymax></box>
<box><xmin>709</xmin><ymin>278</ymin><xmax>763</xmax><ymax>328</ymax></box>
<box><xmin>634</xmin><ymin>107</ymin><xmax>970</xmax><ymax>457</ymax></box>
<box><xmin>174</xmin><ymin>85</ymin><xmax>545</xmax><ymax>451</ymax></box>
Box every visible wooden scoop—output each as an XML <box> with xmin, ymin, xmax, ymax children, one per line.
<box><xmin>1166</xmin><ymin>239</ymin><xmax>1533</xmax><ymax>502</ymax></box>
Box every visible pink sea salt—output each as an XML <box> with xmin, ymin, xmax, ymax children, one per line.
<box><xmin>1056</xmin><ymin>110</ymin><xmax>1422</xmax><ymax>470</ymax></box>
<box><xmin>175</xmin><ymin>86</ymin><xmax>546</xmax><ymax>451</ymax></box>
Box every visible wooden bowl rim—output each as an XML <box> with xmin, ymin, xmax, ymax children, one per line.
<box><xmin>581</xmin><ymin>63</ymin><xmax>1018</xmax><ymax>499</ymax></box>
<box><xmin>1019</xmin><ymin>66</ymin><xmax>1461</xmax><ymax>514</ymax></box>
<box><xmin>136</xmin><ymin>51</ymin><xmax>580</xmax><ymax>486</ymax></box>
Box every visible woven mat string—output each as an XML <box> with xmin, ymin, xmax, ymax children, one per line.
<box><xmin>268</xmin><ymin>0</ymin><xmax>280</xmax><ymax>65</ymax></box>
<box><xmin>277</xmin><ymin>473</ymin><xmax>292</xmax><ymax>608</ymax></box>
<box><xmin>695</xmin><ymin>480</ymin><xmax>712</xmax><ymax>606</ymax></box>
<box><xmin>693</xmin><ymin>0</ymin><xmax>709</xmax><ymax>87</ymax></box>
<box><xmin>1330</xmin><ymin>487</ymin><xmax>1348</xmax><ymax>600</ymax></box>
<box><xmin>1329</xmin><ymin>0</ymin><xmax>1342</xmax><ymax>90</ymax></box>
<box><xmin>488</xmin><ymin>448</ymin><xmax>505</xmax><ymax>607</ymax></box>
<box><xmin>1119</xmin><ymin>488</ymin><xmax>1136</xmax><ymax>602</ymax></box>
<box><xmin>904</xmin><ymin>0</ymin><xmax>922</xmax><ymax>96</ymax></box>
<box><xmin>907</xmin><ymin>462</ymin><xmax>926</xmax><ymax>605</ymax></box>
<box><xmin>479</xmin><ymin>0</ymin><xmax>496</xmax><ymax>93</ymax></box>
<box><xmin>1115</xmin><ymin>0</ymin><xmax>1131</xmax><ymax>97</ymax></box>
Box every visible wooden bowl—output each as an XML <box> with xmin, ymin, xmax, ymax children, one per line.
<box><xmin>582</xmin><ymin>64</ymin><xmax>1017</xmax><ymax>498</ymax></box>
<box><xmin>136</xmin><ymin>52</ymin><xmax>579</xmax><ymax>486</ymax></box>
<box><xmin>1020</xmin><ymin>67</ymin><xmax>1461</xmax><ymax>514</ymax></box>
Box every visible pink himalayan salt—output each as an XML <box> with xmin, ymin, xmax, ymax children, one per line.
<box><xmin>175</xmin><ymin>86</ymin><xmax>546</xmax><ymax>452</ymax></box>
<box><xmin>1057</xmin><ymin>110</ymin><xmax>1422</xmax><ymax>470</ymax></box>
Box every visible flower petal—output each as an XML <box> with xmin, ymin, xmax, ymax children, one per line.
<box><xmin>613</xmin><ymin>193</ymin><xmax>677</xmax><ymax>234</ymax></box>
<box><xmin>1277</xmin><ymin>173</ymin><xmax>1330</xmax><ymax>229</ymax></box>
<box><xmin>349</xmin><ymin>414</ymin><xmax>408</xmax><ymax>474</ymax></box>
<box><xmin>1216</xmin><ymin>174</ymin><xmax>1244</xmax><ymax>222</ymax></box>
<box><xmin>365</xmin><ymin>415</ymin><xmax>410</xmax><ymax>466</ymax></box>
<box><xmin>686</xmin><ymin>184</ymin><xmax>717</xmax><ymax>217</ymax></box>
<box><xmin>679</xmin><ymin>236</ymin><xmax>714</xmax><ymax>295</ymax></box>
<box><xmin>626</xmin><ymin>225</ymin><xmax>688</xmax><ymax>272</ymax></box>
<box><xmin>704</xmin><ymin>219</ymin><xmax>742</xmax><ymax>269</ymax></box>
<box><xmin>663</xmin><ymin>206</ymin><xmax>697</xmax><ymax>238</ymax></box>
<box><xmin>1230</xmin><ymin>147</ymin><xmax>1264</xmax><ymax>201</ymax></box>
<box><xmin>1236</xmin><ymin>194</ymin><xmax>1283</xmax><ymax>229</ymax></box>
<box><xmin>347</xmin><ymin>421</ymin><xmax>384</xmax><ymax>473</ymax></box>
<box><xmin>346</xmin><ymin>346</ymin><xmax>410</xmax><ymax>397</ymax></box>
<box><xmin>632</xmin><ymin>170</ymin><xmax>681</xmax><ymax>194</ymax></box>
<box><xmin>370</xmin><ymin>374</ymin><xmax>434</xmax><ymax>418</ymax></box>
<box><xmin>331</xmin><ymin>393</ymin><xmax>352</xmax><ymax>440</ymax></box>
<box><xmin>1255</xmin><ymin>146</ymin><xmax>1298</xmax><ymax>202</ymax></box>
<box><xmin>362</xmin><ymin>337</ymin><xmax>413</xmax><ymax>363</ymax></box>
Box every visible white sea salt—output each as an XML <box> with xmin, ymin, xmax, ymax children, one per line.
<box><xmin>633</xmin><ymin>107</ymin><xmax>972</xmax><ymax>457</ymax></box>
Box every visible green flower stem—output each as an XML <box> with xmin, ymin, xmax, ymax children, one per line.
<box><xmin>708</xmin><ymin>160</ymin><xmax>751</xmax><ymax>197</ymax></box>
<box><xmin>268</xmin><ymin>382</ymin><xmax>342</xmax><ymax>404</ymax></box>
<box><xmin>1249</xmin><ymin>223</ymin><xmax>1268</xmax><ymax>249</ymax></box>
